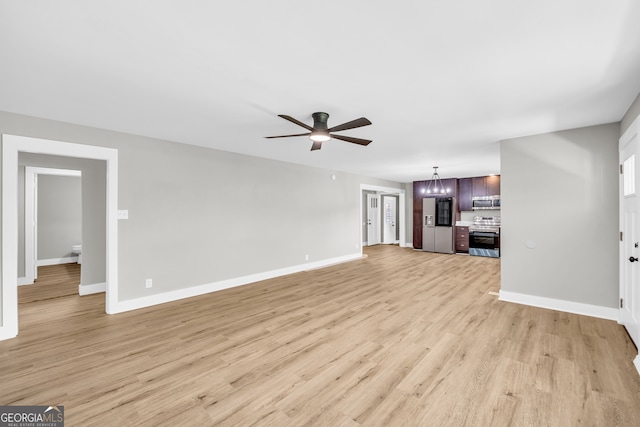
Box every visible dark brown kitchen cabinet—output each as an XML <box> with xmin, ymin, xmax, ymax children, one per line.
<box><xmin>472</xmin><ymin>175</ymin><xmax>500</xmax><ymax>197</ymax></box>
<box><xmin>456</xmin><ymin>175</ymin><xmax>500</xmax><ymax>213</ymax></box>
<box><xmin>457</xmin><ymin>178</ymin><xmax>473</xmax><ymax>211</ymax></box>
<box><xmin>485</xmin><ymin>175</ymin><xmax>500</xmax><ymax>195</ymax></box>
<box><xmin>413</xmin><ymin>180</ymin><xmax>426</xmax><ymax>249</ymax></box>
<box><xmin>455</xmin><ymin>226</ymin><xmax>469</xmax><ymax>253</ymax></box>
<box><xmin>472</xmin><ymin>177</ymin><xmax>487</xmax><ymax>197</ymax></box>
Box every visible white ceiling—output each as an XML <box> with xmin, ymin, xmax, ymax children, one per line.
<box><xmin>2</xmin><ymin>1</ymin><xmax>640</xmax><ymax>183</ymax></box>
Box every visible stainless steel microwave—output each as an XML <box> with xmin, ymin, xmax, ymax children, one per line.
<box><xmin>472</xmin><ymin>195</ymin><xmax>500</xmax><ymax>210</ymax></box>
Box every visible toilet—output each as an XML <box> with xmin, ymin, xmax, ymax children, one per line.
<box><xmin>71</xmin><ymin>245</ymin><xmax>82</xmax><ymax>264</ymax></box>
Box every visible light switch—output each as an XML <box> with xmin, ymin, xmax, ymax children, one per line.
<box><xmin>117</xmin><ymin>210</ymin><xmax>129</xmax><ymax>220</ymax></box>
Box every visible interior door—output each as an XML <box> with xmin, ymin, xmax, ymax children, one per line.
<box><xmin>620</xmin><ymin>125</ymin><xmax>640</xmax><ymax>347</ymax></box>
<box><xmin>382</xmin><ymin>195</ymin><xmax>397</xmax><ymax>244</ymax></box>
<box><xmin>367</xmin><ymin>194</ymin><xmax>380</xmax><ymax>246</ymax></box>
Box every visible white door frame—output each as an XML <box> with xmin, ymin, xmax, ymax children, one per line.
<box><xmin>1</xmin><ymin>134</ymin><xmax>119</xmax><ymax>341</ymax></box>
<box><xmin>360</xmin><ymin>184</ymin><xmax>406</xmax><ymax>249</ymax></box>
<box><xmin>619</xmin><ymin>115</ymin><xmax>640</xmax><ymax>374</ymax></box>
<box><xmin>21</xmin><ymin>167</ymin><xmax>82</xmax><ymax>286</ymax></box>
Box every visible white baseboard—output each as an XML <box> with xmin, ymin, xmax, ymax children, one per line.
<box><xmin>18</xmin><ymin>276</ymin><xmax>32</xmax><ymax>286</ymax></box>
<box><xmin>0</xmin><ymin>324</ymin><xmax>17</xmax><ymax>341</ymax></box>
<box><xmin>112</xmin><ymin>252</ymin><xmax>363</xmax><ymax>314</ymax></box>
<box><xmin>634</xmin><ymin>355</ymin><xmax>640</xmax><ymax>377</ymax></box>
<box><xmin>79</xmin><ymin>282</ymin><xmax>106</xmax><ymax>296</ymax></box>
<box><xmin>38</xmin><ymin>257</ymin><xmax>78</xmax><ymax>266</ymax></box>
<box><xmin>633</xmin><ymin>355</ymin><xmax>640</xmax><ymax>377</ymax></box>
<box><xmin>364</xmin><ymin>241</ymin><xmax>410</xmax><ymax>248</ymax></box>
<box><xmin>499</xmin><ymin>290</ymin><xmax>619</xmax><ymax>321</ymax></box>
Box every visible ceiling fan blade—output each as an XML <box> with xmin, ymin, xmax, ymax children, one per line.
<box><xmin>331</xmin><ymin>134</ymin><xmax>372</xmax><ymax>146</ymax></box>
<box><xmin>264</xmin><ymin>132</ymin><xmax>311</xmax><ymax>139</ymax></box>
<box><xmin>278</xmin><ymin>114</ymin><xmax>314</xmax><ymax>131</ymax></box>
<box><xmin>327</xmin><ymin>117</ymin><xmax>372</xmax><ymax>133</ymax></box>
<box><xmin>310</xmin><ymin>141</ymin><xmax>323</xmax><ymax>151</ymax></box>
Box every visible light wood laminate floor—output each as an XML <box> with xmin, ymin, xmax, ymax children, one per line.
<box><xmin>2</xmin><ymin>245</ymin><xmax>639</xmax><ymax>426</ymax></box>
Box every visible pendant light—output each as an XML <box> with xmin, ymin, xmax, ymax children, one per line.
<box><xmin>424</xmin><ymin>166</ymin><xmax>449</xmax><ymax>195</ymax></box>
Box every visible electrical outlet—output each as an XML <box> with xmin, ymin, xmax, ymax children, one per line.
<box><xmin>145</xmin><ymin>279</ymin><xmax>152</xmax><ymax>288</ymax></box>
<box><xmin>305</xmin><ymin>254</ymin><xmax>309</xmax><ymax>261</ymax></box>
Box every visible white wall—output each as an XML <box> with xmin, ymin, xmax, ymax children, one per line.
<box><xmin>0</xmin><ymin>111</ymin><xmax>403</xmax><ymax>314</ymax></box>
<box><xmin>500</xmin><ymin>123</ymin><xmax>620</xmax><ymax>312</ymax></box>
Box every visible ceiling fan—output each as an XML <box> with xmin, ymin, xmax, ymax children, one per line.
<box><xmin>265</xmin><ymin>112</ymin><xmax>372</xmax><ymax>151</ymax></box>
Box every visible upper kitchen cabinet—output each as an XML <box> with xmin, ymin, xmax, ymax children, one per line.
<box><xmin>486</xmin><ymin>175</ymin><xmax>500</xmax><ymax>195</ymax></box>
<box><xmin>458</xmin><ymin>178</ymin><xmax>473</xmax><ymax>211</ymax></box>
<box><xmin>457</xmin><ymin>175</ymin><xmax>500</xmax><ymax>211</ymax></box>
<box><xmin>472</xmin><ymin>175</ymin><xmax>500</xmax><ymax>197</ymax></box>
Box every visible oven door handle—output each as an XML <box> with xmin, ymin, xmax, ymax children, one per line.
<box><xmin>470</xmin><ymin>231</ymin><xmax>498</xmax><ymax>237</ymax></box>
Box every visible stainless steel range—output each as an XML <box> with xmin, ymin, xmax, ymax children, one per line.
<box><xmin>469</xmin><ymin>216</ymin><xmax>501</xmax><ymax>258</ymax></box>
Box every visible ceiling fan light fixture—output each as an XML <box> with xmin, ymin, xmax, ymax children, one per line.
<box><xmin>309</xmin><ymin>132</ymin><xmax>331</xmax><ymax>142</ymax></box>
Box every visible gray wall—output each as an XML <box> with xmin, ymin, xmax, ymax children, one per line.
<box><xmin>500</xmin><ymin>123</ymin><xmax>620</xmax><ymax>308</ymax></box>
<box><xmin>17</xmin><ymin>167</ymin><xmax>25</xmax><ymax>277</ymax></box>
<box><xmin>1</xmin><ymin>111</ymin><xmax>403</xmax><ymax>308</ymax></box>
<box><xmin>37</xmin><ymin>174</ymin><xmax>82</xmax><ymax>260</ymax></box>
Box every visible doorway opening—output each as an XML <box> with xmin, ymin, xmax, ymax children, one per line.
<box><xmin>1</xmin><ymin>134</ymin><xmax>119</xmax><ymax>341</ymax></box>
<box><xmin>360</xmin><ymin>184</ymin><xmax>406</xmax><ymax>248</ymax></box>
<box><xmin>21</xmin><ymin>167</ymin><xmax>82</xmax><ymax>287</ymax></box>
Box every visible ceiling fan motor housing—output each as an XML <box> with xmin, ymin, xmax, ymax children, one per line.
<box><xmin>312</xmin><ymin>112</ymin><xmax>330</xmax><ymax>131</ymax></box>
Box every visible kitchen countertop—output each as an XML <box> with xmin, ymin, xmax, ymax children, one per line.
<box><xmin>455</xmin><ymin>221</ymin><xmax>473</xmax><ymax>227</ymax></box>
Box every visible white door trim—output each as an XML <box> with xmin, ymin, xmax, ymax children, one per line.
<box><xmin>22</xmin><ymin>167</ymin><xmax>82</xmax><ymax>286</ymax></box>
<box><xmin>619</xmin><ymin>114</ymin><xmax>640</xmax><ymax>374</ymax></box>
<box><xmin>360</xmin><ymin>184</ymin><xmax>406</xmax><ymax>250</ymax></box>
<box><xmin>1</xmin><ymin>134</ymin><xmax>118</xmax><ymax>341</ymax></box>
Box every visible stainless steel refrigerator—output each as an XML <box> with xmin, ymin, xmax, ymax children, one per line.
<box><xmin>422</xmin><ymin>197</ymin><xmax>454</xmax><ymax>254</ymax></box>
